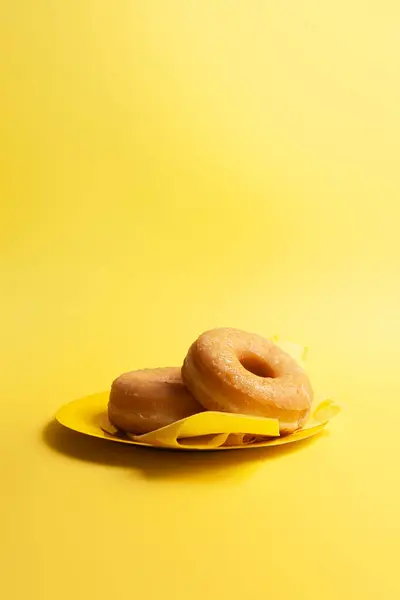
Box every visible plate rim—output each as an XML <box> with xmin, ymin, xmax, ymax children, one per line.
<box><xmin>55</xmin><ymin>394</ymin><xmax>328</xmax><ymax>452</ymax></box>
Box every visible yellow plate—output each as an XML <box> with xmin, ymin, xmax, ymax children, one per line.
<box><xmin>55</xmin><ymin>392</ymin><xmax>339</xmax><ymax>451</ymax></box>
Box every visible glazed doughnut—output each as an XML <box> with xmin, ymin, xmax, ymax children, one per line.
<box><xmin>182</xmin><ymin>328</ymin><xmax>313</xmax><ymax>434</ymax></box>
<box><xmin>108</xmin><ymin>367</ymin><xmax>203</xmax><ymax>435</ymax></box>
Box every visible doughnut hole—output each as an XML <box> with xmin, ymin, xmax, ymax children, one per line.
<box><xmin>239</xmin><ymin>352</ymin><xmax>276</xmax><ymax>378</ymax></box>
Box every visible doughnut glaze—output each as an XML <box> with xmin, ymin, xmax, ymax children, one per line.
<box><xmin>108</xmin><ymin>367</ymin><xmax>203</xmax><ymax>435</ymax></box>
<box><xmin>182</xmin><ymin>328</ymin><xmax>313</xmax><ymax>434</ymax></box>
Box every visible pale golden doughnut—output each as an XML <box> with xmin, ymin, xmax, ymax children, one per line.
<box><xmin>108</xmin><ymin>367</ymin><xmax>203</xmax><ymax>435</ymax></box>
<box><xmin>181</xmin><ymin>328</ymin><xmax>313</xmax><ymax>434</ymax></box>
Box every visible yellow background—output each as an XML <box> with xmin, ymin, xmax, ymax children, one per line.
<box><xmin>1</xmin><ymin>2</ymin><xmax>399</xmax><ymax>598</ymax></box>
